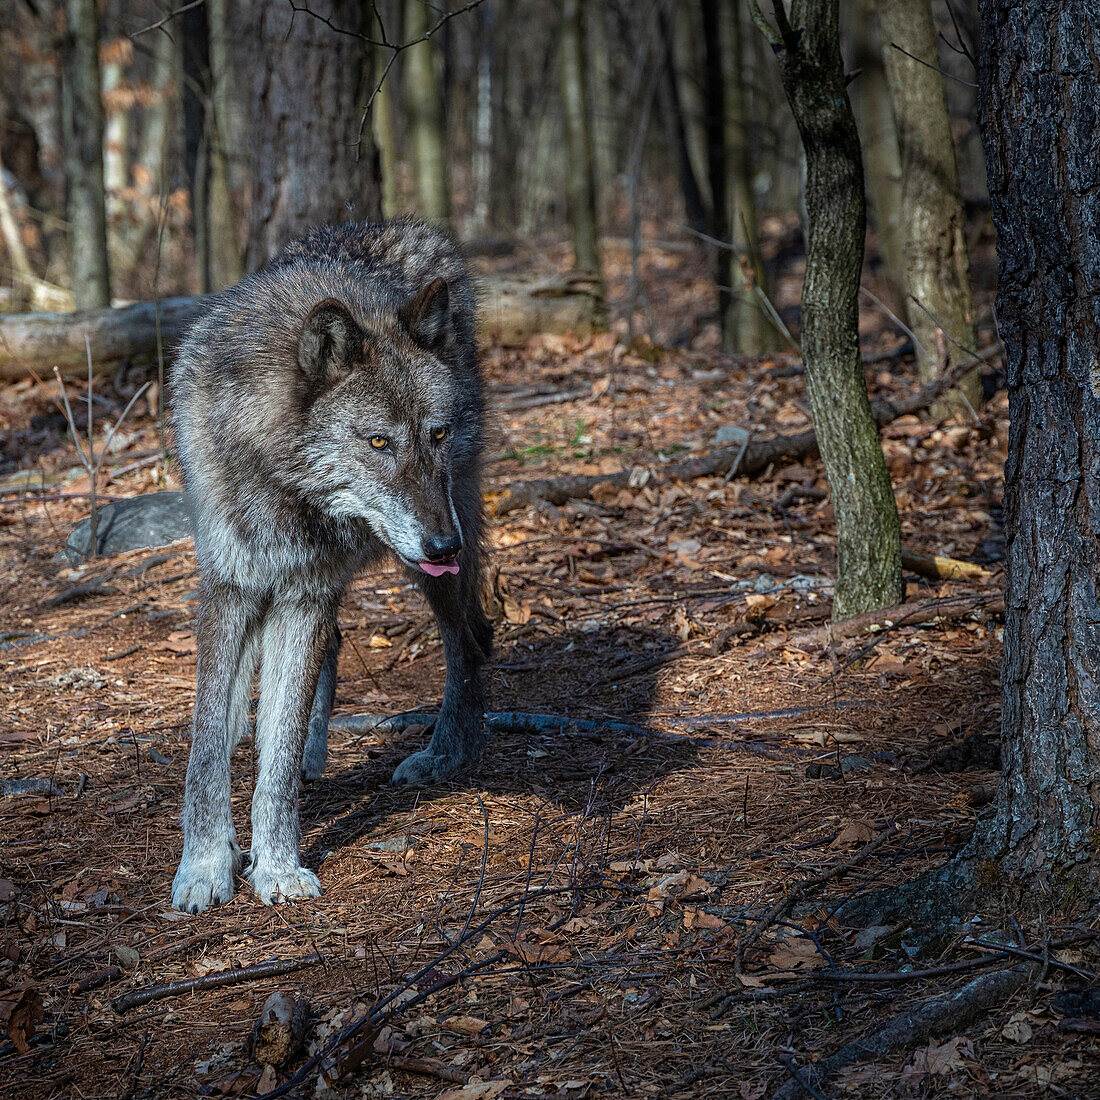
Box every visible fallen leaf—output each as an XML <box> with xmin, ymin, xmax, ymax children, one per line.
<box><xmin>831</xmin><ymin>821</ymin><xmax>876</xmax><ymax>848</ymax></box>
<box><xmin>436</xmin><ymin>1080</ymin><xmax>511</xmax><ymax>1100</ymax></box>
<box><xmin>901</xmin><ymin>1036</ymin><xmax>974</xmax><ymax>1082</ymax></box>
<box><xmin>0</xmin><ymin>985</ymin><xmax>43</xmax><ymax>1053</ymax></box>
<box><xmin>161</xmin><ymin>629</ymin><xmax>197</xmax><ymax>655</ymax></box>
<box><xmin>442</xmin><ymin>1015</ymin><xmax>490</xmax><ymax>1036</ymax></box>
<box><xmin>1001</xmin><ymin>1011</ymin><xmax>1034</xmax><ymax>1043</ymax></box>
<box><xmin>764</xmin><ymin>935</ymin><xmax>825</xmax><ymax>972</ymax></box>
<box><xmin>683</xmin><ymin>907</ymin><xmax>726</xmax><ymax>932</ymax></box>
<box><xmin>739</xmin><ymin>1080</ymin><xmax>766</xmax><ymax>1100</ymax></box>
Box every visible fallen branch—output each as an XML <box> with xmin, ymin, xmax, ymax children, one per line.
<box><xmin>779</xmin><ymin>592</ymin><xmax>1003</xmax><ymax>652</ymax></box>
<box><xmin>494</xmin><ymin>344</ymin><xmax>1000</xmax><ymax>514</ymax></box>
<box><xmin>770</xmin><ymin>966</ymin><xmax>1031</xmax><ymax>1100</ymax></box>
<box><xmin>0</xmin><ymin>275</ymin><xmax>605</xmax><ymax>381</ymax></box>
<box><xmin>111</xmin><ymin>952</ymin><xmax>322</xmax><ymax>1014</ymax></box>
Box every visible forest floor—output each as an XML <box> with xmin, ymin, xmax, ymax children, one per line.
<box><xmin>1</xmin><ymin>234</ymin><xmax>1098</xmax><ymax>1099</ymax></box>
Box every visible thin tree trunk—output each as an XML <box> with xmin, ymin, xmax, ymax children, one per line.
<box><xmin>722</xmin><ymin>0</ymin><xmax>771</xmax><ymax>354</ymax></box>
<box><xmin>700</xmin><ymin>0</ymin><xmax>733</xmax><ymax>350</ymax></box>
<box><xmin>181</xmin><ymin>1</ymin><xmax>211</xmax><ymax>291</ymax></box>
<box><xmin>62</xmin><ymin>0</ymin><xmax>111</xmax><ymax>308</ymax></box>
<box><xmin>469</xmin><ymin>3</ymin><xmax>493</xmax><ymax>234</ymax></box>
<box><xmin>880</xmin><ymin>0</ymin><xmax>981</xmax><ymax>415</ymax></box>
<box><xmin>656</xmin><ymin>5</ymin><xmax>709</xmax><ymax>237</ymax></box>
<box><xmin>405</xmin><ymin>0</ymin><xmax>450</xmax><ymax>223</ymax></box>
<box><xmin>560</xmin><ymin>0</ymin><xmax>601</xmax><ymax>278</ymax></box>
<box><xmin>852</xmin><ymin>0</ymin><xmax>906</xmax><ymax>314</ymax></box>
<box><xmin>244</xmin><ymin>0</ymin><xmax>382</xmax><ymax>268</ymax></box>
<box><xmin>974</xmin><ymin>0</ymin><xmax>1100</xmax><ymax>893</ymax></box>
<box><xmin>206</xmin><ymin>0</ymin><xmax>242</xmax><ymax>289</ymax></box>
<box><xmin>766</xmin><ymin>1</ymin><xmax>903</xmax><ymax>619</ymax></box>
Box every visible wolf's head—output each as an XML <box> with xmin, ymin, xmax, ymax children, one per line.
<box><xmin>293</xmin><ymin>278</ymin><xmax>477</xmax><ymax>576</ymax></box>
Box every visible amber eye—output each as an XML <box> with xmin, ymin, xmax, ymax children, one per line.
<box><xmin>369</xmin><ymin>435</ymin><xmax>389</xmax><ymax>450</ymax></box>
<box><xmin>432</xmin><ymin>426</ymin><xmax>448</xmax><ymax>442</ymax></box>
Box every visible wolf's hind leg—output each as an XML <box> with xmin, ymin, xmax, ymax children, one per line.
<box><xmin>393</xmin><ymin>564</ymin><xmax>488</xmax><ymax>786</ymax></box>
<box><xmin>229</xmin><ymin>626</ymin><xmax>260</xmax><ymax>749</ymax></box>
<box><xmin>247</xmin><ymin>591</ymin><xmax>336</xmax><ymax>904</ymax></box>
<box><xmin>301</xmin><ymin>626</ymin><xmax>340</xmax><ymax>782</ymax></box>
<box><xmin>173</xmin><ymin>583</ymin><xmax>260</xmax><ymax>913</ymax></box>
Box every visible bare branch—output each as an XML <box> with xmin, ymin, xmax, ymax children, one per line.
<box><xmin>130</xmin><ymin>0</ymin><xmax>206</xmax><ymax>38</ymax></box>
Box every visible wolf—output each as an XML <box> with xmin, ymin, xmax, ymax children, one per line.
<box><xmin>169</xmin><ymin>218</ymin><xmax>492</xmax><ymax>913</ymax></box>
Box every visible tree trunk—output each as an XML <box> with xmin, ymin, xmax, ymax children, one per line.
<box><xmin>721</xmin><ymin>0</ymin><xmax>771</xmax><ymax>354</ymax></box>
<box><xmin>62</xmin><ymin>0</ymin><xmax>111</xmax><ymax>308</ymax></box>
<box><xmin>656</xmin><ymin>5</ymin><xmax>709</xmax><ymax>237</ymax></box>
<box><xmin>404</xmin><ymin>0</ymin><xmax>450</xmax><ymax>223</ymax></box>
<box><xmin>768</xmin><ymin>1</ymin><xmax>903</xmax><ymax>619</ymax></box>
<box><xmin>244</xmin><ymin>0</ymin><xmax>382</xmax><ymax>269</ymax></box>
<box><xmin>469</xmin><ymin>3</ymin><xmax>493</xmax><ymax>234</ymax></box>
<box><xmin>559</xmin><ymin>0</ymin><xmax>601</xmax><ymax>278</ymax></box>
<box><xmin>973</xmin><ymin>0</ymin><xmax>1100</xmax><ymax>895</ymax></box>
<box><xmin>852</xmin><ymin>0</ymin><xmax>906</xmax><ymax>314</ymax></box>
<box><xmin>206</xmin><ymin>0</ymin><xmax>242</xmax><ymax>289</ymax></box>
<box><xmin>700</xmin><ymin>0</ymin><xmax>734</xmax><ymax>350</ymax></box>
<box><xmin>880</xmin><ymin>0</ymin><xmax>981</xmax><ymax>415</ymax></box>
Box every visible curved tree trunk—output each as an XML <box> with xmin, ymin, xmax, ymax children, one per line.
<box><xmin>974</xmin><ymin>0</ymin><xmax>1100</xmax><ymax>893</ymax></box>
<box><xmin>560</xmin><ymin>0</ymin><xmax>601</xmax><ymax>278</ymax></box>
<box><xmin>62</xmin><ymin>0</ymin><xmax>111</xmax><ymax>307</ymax></box>
<box><xmin>768</xmin><ymin>1</ymin><xmax>903</xmax><ymax>619</ymax></box>
<box><xmin>405</xmin><ymin>0</ymin><xmax>451</xmax><ymax>223</ymax></box>
<box><xmin>880</xmin><ymin>0</ymin><xmax>981</xmax><ymax>416</ymax></box>
<box><xmin>244</xmin><ymin>0</ymin><xmax>382</xmax><ymax>269</ymax></box>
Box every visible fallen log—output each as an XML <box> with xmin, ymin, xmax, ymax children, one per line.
<box><xmin>0</xmin><ymin>274</ymin><xmax>606</xmax><ymax>381</ymax></box>
<box><xmin>494</xmin><ymin>344</ymin><xmax>1001</xmax><ymax>514</ymax></box>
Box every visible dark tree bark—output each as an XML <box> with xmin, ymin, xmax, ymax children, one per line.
<box><xmin>975</xmin><ymin>0</ymin><xmax>1100</xmax><ymax>892</ymax></box>
<box><xmin>761</xmin><ymin>1</ymin><xmax>903</xmax><ymax>618</ymax></box>
<box><xmin>61</xmin><ymin>0</ymin><xmax>111</xmax><ymax>307</ymax></box>
<box><xmin>243</xmin><ymin>0</ymin><xmax>382</xmax><ymax>269</ymax></box>
<box><xmin>656</xmin><ymin>6</ymin><xmax>709</xmax><ymax>237</ymax></box>
<box><xmin>700</xmin><ymin>0</ymin><xmax>733</xmax><ymax>350</ymax></box>
<box><xmin>405</xmin><ymin>0</ymin><xmax>450</xmax><ymax>222</ymax></box>
<box><xmin>560</xmin><ymin>0</ymin><xmax>601</xmax><ymax>278</ymax></box>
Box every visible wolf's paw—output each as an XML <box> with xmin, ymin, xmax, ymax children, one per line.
<box><xmin>247</xmin><ymin>863</ymin><xmax>323</xmax><ymax>906</ymax></box>
<box><xmin>171</xmin><ymin>843</ymin><xmax>242</xmax><ymax>914</ymax></box>
<box><xmin>391</xmin><ymin>747</ymin><xmax>461</xmax><ymax>786</ymax></box>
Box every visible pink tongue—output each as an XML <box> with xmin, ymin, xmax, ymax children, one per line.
<box><xmin>419</xmin><ymin>560</ymin><xmax>460</xmax><ymax>576</ymax></box>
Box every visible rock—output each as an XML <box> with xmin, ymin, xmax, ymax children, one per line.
<box><xmin>752</xmin><ymin>573</ymin><xmax>776</xmax><ymax>593</ymax></box>
<box><xmin>840</xmin><ymin>754</ymin><xmax>874</xmax><ymax>773</ymax></box>
<box><xmin>715</xmin><ymin>424</ymin><xmax>750</xmax><ymax>447</ymax></box>
<box><xmin>59</xmin><ymin>492</ymin><xmax>193</xmax><ymax>564</ymax></box>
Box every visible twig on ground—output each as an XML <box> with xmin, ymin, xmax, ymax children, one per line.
<box><xmin>112</xmin><ymin>953</ymin><xmax>322</xmax><ymax>1014</ymax></box>
<box><xmin>769</xmin><ymin>966</ymin><xmax>1030</xmax><ymax>1100</ymax></box>
<box><xmin>737</xmin><ymin>823</ymin><xmax>897</xmax><ymax>976</ymax></box>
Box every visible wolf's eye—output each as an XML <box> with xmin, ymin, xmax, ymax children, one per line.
<box><xmin>369</xmin><ymin>435</ymin><xmax>389</xmax><ymax>450</ymax></box>
<box><xmin>431</xmin><ymin>426</ymin><xmax>448</xmax><ymax>442</ymax></box>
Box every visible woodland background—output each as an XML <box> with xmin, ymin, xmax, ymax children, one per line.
<box><xmin>0</xmin><ymin>2</ymin><xmax>1097</xmax><ymax>1099</ymax></box>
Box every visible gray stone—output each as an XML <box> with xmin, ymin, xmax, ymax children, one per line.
<box><xmin>715</xmin><ymin>424</ymin><xmax>750</xmax><ymax>447</ymax></box>
<box><xmin>59</xmin><ymin>491</ymin><xmax>193</xmax><ymax>565</ymax></box>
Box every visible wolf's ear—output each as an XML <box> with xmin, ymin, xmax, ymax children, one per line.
<box><xmin>399</xmin><ymin>277</ymin><xmax>450</xmax><ymax>350</ymax></box>
<box><xmin>299</xmin><ymin>299</ymin><xmax>363</xmax><ymax>383</ymax></box>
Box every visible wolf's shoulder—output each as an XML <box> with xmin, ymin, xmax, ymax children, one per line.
<box><xmin>274</xmin><ymin>218</ymin><xmax>470</xmax><ymax>288</ymax></box>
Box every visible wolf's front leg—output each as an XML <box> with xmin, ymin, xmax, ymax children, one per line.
<box><xmin>247</xmin><ymin>592</ymin><xmax>335</xmax><ymax>903</ymax></box>
<box><xmin>393</xmin><ymin>568</ymin><xmax>489</xmax><ymax>786</ymax></box>
<box><xmin>173</xmin><ymin>583</ymin><xmax>260</xmax><ymax>913</ymax></box>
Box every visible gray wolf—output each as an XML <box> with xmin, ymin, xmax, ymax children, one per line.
<box><xmin>169</xmin><ymin>218</ymin><xmax>492</xmax><ymax>913</ymax></box>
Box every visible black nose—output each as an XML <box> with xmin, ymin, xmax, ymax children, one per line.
<box><xmin>422</xmin><ymin>532</ymin><xmax>462</xmax><ymax>562</ymax></box>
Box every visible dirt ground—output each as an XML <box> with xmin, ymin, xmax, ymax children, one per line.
<box><xmin>1</xmin><ymin>239</ymin><xmax>1097</xmax><ymax>1098</ymax></box>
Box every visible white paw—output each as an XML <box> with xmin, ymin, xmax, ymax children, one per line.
<box><xmin>172</xmin><ymin>844</ymin><xmax>241</xmax><ymax>913</ymax></box>
<box><xmin>247</xmin><ymin>863</ymin><xmax>323</xmax><ymax>905</ymax></box>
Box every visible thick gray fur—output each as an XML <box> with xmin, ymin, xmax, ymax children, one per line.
<box><xmin>169</xmin><ymin>218</ymin><xmax>492</xmax><ymax>913</ymax></box>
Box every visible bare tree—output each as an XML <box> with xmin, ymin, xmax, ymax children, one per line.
<box><xmin>244</xmin><ymin>0</ymin><xmax>382</xmax><ymax>268</ymax></box>
<box><xmin>756</xmin><ymin>0</ymin><xmax>903</xmax><ymax>618</ymax></box>
<box><xmin>62</xmin><ymin>0</ymin><xmax>111</xmax><ymax>307</ymax></box>
<box><xmin>405</xmin><ymin>0</ymin><xmax>450</xmax><ymax>222</ymax></box>
<box><xmin>560</xmin><ymin>0</ymin><xmax>601</xmax><ymax>277</ymax></box>
<box><xmin>880</xmin><ymin>0</ymin><xmax>981</xmax><ymax>414</ymax></box>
